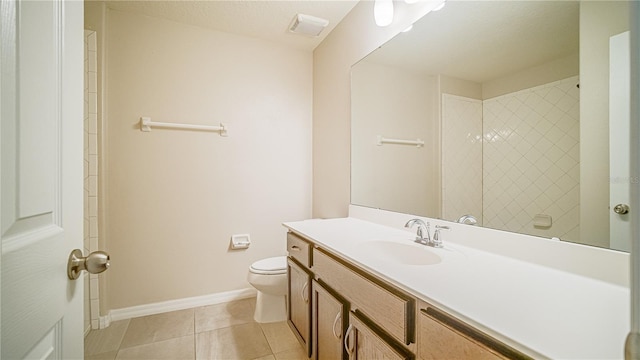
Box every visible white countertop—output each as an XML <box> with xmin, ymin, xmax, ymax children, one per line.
<box><xmin>283</xmin><ymin>217</ymin><xmax>630</xmax><ymax>360</ymax></box>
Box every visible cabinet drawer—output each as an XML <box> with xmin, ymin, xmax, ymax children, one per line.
<box><xmin>287</xmin><ymin>232</ymin><xmax>312</xmax><ymax>268</ymax></box>
<box><xmin>418</xmin><ymin>306</ymin><xmax>530</xmax><ymax>360</ymax></box>
<box><xmin>313</xmin><ymin>248</ymin><xmax>414</xmax><ymax>345</ymax></box>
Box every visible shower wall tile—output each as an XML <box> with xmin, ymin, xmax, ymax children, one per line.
<box><xmin>441</xmin><ymin>94</ymin><xmax>483</xmax><ymax>223</ymax></box>
<box><xmin>482</xmin><ymin>76</ymin><xmax>580</xmax><ymax>241</ymax></box>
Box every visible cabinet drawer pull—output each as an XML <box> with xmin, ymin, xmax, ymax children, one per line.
<box><xmin>332</xmin><ymin>311</ymin><xmax>342</xmax><ymax>339</ymax></box>
<box><xmin>290</xmin><ymin>245</ymin><xmax>301</xmax><ymax>251</ymax></box>
<box><xmin>344</xmin><ymin>324</ymin><xmax>355</xmax><ymax>355</ymax></box>
<box><xmin>301</xmin><ymin>281</ymin><xmax>309</xmax><ymax>303</ymax></box>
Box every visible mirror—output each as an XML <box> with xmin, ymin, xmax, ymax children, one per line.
<box><xmin>351</xmin><ymin>1</ymin><xmax>631</xmax><ymax>250</ymax></box>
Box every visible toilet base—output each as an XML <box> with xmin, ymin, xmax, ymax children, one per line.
<box><xmin>254</xmin><ymin>291</ymin><xmax>287</xmax><ymax>323</ymax></box>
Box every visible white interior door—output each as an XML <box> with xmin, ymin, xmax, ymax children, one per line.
<box><xmin>609</xmin><ymin>31</ymin><xmax>631</xmax><ymax>252</ymax></box>
<box><xmin>1</xmin><ymin>0</ymin><xmax>84</xmax><ymax>358</ymax></box>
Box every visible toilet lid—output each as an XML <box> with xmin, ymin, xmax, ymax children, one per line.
<box><xmin>250</xmin><ymin>256</ymin><xmax>287</xmax><ymax>275</ymax></box>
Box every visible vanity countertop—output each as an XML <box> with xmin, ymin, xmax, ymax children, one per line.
<box><xmin>283</xmin><ymin>217</ymin><xmax>630</xmax><ymax>360</ymax></box>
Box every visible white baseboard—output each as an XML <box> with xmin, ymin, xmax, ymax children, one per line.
<box><xmin>109</xmin><ymin>288</ymin><xmax>257</xmax><ymax>322</ymax></box>
<box><xmin>99</xmin><ymin>314</ymin><xmax>111</xmax><ymax>329</ymax></box>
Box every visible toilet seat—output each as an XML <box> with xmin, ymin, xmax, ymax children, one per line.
<box><xmin>250</xmin><ymin>256</ymin><xmax>287</xmax><ymax>275</ymax></box>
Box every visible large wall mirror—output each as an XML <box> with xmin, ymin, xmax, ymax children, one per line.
<box><xmin>351</xmin><ymin>1</ymin><xmax>631</xmax><ymax>250</ymax></box>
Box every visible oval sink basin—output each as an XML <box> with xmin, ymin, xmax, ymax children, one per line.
<box><xmin>361</xmin><ymin>240</ymin><xmax>442</xmax><ymax>266</ymax></box>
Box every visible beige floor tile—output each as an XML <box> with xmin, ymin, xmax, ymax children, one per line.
<box><xmin>120</xmin><ymin>308</ymin><xmax>194</xmax><ymax>348</ymax></box>
<box><xmin>196</xmin><ymin>322</ymin><xmax>271</xmax><ymax>360</ymax></box>
<box><xmin>259</xmin><ymin>321</ymin><xmax>300</xmax><ymax>354</ymax></box>
<box><xmin>85</xmin><ymin>350</ymin><xmax>118</xmax><ymax>360</ymax></box>
<box><xmin>273</xmin><ymin>346</ymin><xmax>309</xmax><ymax>360</ymax></box>
<box><xmin>195</xmin><ymin>298</ymin><xmax>255</xmax><ymax>333</ymax></box>
<box><xmin>253</xmin><ymin>355</ymin><xmax>276</xmax><ymax>360</ymax></box>
<box><xmin>85</xmin><ymin>319</ymin><xmax>131</xmax><ymax>356</ymax></box>
<box><xmin>115</xmin><ymin>335</ymin><xmax>195</xmax><ymax>360</ymax></box>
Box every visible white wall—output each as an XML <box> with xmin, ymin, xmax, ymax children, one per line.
<box><xmin>351</xmin><ymin>62</ymin><xmax>440</xmax><ymax>217</ymax></box>
<box><xmin>482</xmin><ymin>53</ymin><xmax>579</xmax><ymax>100</ymax></box>
<box><xmin>579</xmin><ymin>1</ymin><xmax>629</xmax><ymax>248</ymax></box>
<box><xmin>100</xmin><ymin>9</ymin><xmax>312</xmax><ymax>310</ymax></box>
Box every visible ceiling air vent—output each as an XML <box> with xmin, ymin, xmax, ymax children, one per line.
<box><xmin>288</xmin><ymin>14</ymin><xmax>329</xmax><ymax>37</ymax></box>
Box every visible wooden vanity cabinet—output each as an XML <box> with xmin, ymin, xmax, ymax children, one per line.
<box><xmin>312</xmin><ymin>248</ymin><xmax>415</xmax><ymax>346</ymax></box>
<box><xmin>288</xmin><ymin>258</ymin><xmax>312</xmax><ymax>358</ymax></box>
<box><xmin>417</xmin><ymin>302</ymin><xmax>530</xmax><ymax>360</ymax></box>
<box><xmin>286</xmin><ymin>231</ymin><xmax>528</xmax><ymax>360</ymax></box>
<box><xmin>311</xmin><ymin>280</ymin><xmax>349</xmax><ymax>360</ymax></box>
<box><xmin>345</xmin><ymin>311</ymin><xmax>414</xmax><ymax>360</ymax></box>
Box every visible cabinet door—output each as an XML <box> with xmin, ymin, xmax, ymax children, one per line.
<box><xmin>345</xmin><ymin>312</ymin><xmax>413</xmax><ymax>360</ymax></box>
<box><xmin>288</xmin><ymin>258</ymin><xmax>312</xmax><ymax>357</ymax></box>
<box><xmin>312</xmin><ymin>280</ymin><xmax>348</xmax><ymax>360</ymax></box>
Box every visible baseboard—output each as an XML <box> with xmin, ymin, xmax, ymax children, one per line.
<box><xmin>99</xmin><ymin>314</ymin><xmax>111</xmax><ymax>329</ymax></box>
<box><xmin>109</xmin><ymin>288</ymin><xmax>257</xmax><ymax>322</ymax></box>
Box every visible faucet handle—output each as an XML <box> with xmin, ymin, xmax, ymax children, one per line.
<box><xmin>457</xmin><ymin>214</ymin><xmax>477</xmax><ymax>225</ymax></box>
<box><xmin>432</xmin><ymin>225</ymin><xmax>450</xmax><ymax>248</ymax></box>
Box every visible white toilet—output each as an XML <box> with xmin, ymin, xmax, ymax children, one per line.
<box><xmin>247</xmin><ymin>256</ymin><xmax>288</xmax><ymax>323</ymax></box>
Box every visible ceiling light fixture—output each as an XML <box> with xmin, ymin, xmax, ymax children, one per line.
<box><xmin>288</xmin><ymin>14</ymin><xmax>329</xmax><ymax>37</ymax></box>
<box><xmin>374</xmin><ymin>0</ymin><xmax>394</xmax><ymax>27</ymax></box>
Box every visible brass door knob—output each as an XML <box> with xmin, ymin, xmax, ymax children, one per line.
<box><xmin>67</xmin><ymin>249</ymin><xmax>110</xmax><ymax>280</ymax></box>
<box><xmin>613</xmin><ymin>204</ymin><xmax>630</xmax><ymax>215</ymax></box>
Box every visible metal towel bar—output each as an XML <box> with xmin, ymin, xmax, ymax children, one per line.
<box><xmin>376</xmin><ymin>135</ymin><xmax>424</xmax><ymax>147</ymax></box>
<box><xmin>139</xmin><ymin>117</ymin><xmax>227</xmax><ymax>136</ymax></box>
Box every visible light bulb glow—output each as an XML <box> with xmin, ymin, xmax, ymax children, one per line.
<box><xmin>374</xmin><ymin>0</ymin><xmax>394</xmax><ymax>27</ymax></box>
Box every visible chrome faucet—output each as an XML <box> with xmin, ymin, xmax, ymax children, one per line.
<box><xmin>404</xmin><ymin>219</ymin><xmax>431</xmax><ymax>246</ymax></box>
<box><xmin>457</xmin><ymin>214</ymin><xmax>478</xmax><ymax>225</ymax></box>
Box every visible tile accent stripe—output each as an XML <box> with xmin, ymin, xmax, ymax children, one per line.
<box><xmin>84</xmin><ymin>29</ymin><xmax>100</xmax><ymax>331</ymax></box>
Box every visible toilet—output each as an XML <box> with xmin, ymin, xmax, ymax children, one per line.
<box><xmin>247</xmin><ymin>256</ymin><xmax>288</xmax><ymax>323</ymax></box>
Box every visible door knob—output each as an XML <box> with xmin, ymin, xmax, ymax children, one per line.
<box><xmin>614</xmin><ymin>204</ymin><xmax>630</xmax><ymax>215</ymax></box>
<box><xmin>67</xmin><ymin>249</ymin><xmax>110</xmax><ymax>280</ymax></box>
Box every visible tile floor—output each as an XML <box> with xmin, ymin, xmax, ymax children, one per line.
<box><xmin>84</xmin><ymin>298</ymin><xmax>308</xmax><ymax>360</ymax></box>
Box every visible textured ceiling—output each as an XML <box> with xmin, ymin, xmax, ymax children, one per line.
<box><xmin>102</xmin><ymin>0</ymin><xmax>359</xmax><ymax>51</ymax></box>
<box><xmin>363</xmin><ymin>1</ymin><xmax>580</xmax><ymax>83</ymax></box>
